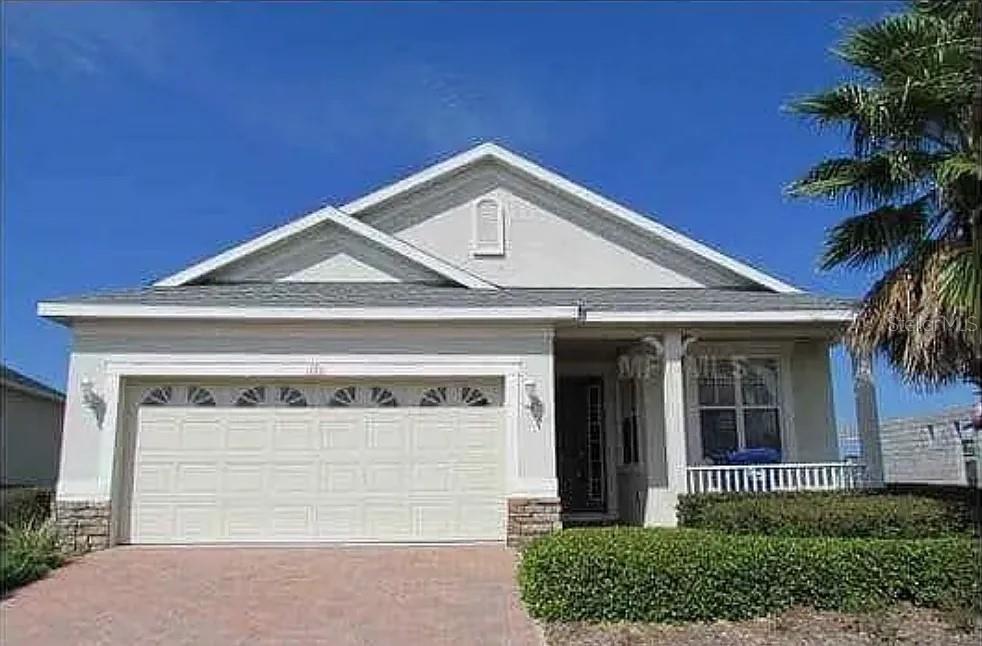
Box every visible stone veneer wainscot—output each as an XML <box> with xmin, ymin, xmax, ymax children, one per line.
<box><xmin>506</xmin><ymin>497</ymin><xmax>562</xmax><ymax>548</ymax></box>
<box><xmin>54</xmin><ymin>500</ymin><xmax>112</xmax><ymax>553</ymax></box>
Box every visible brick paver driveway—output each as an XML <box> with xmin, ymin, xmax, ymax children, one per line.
<box><xmin>0</xmin><ymin>546</ymin><xmax>542</xmax><ymax>645</ymax></box>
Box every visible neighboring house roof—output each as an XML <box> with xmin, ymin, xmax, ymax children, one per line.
<box><xmin>154</xmin><ymin>143</ymin><xmax>799</xmax><ymax>293</ymax></box>
<box><xmin>1</xmin><ymin>365</ymin><xmax>65</xmax><ymax>403</ymax></box>
<box><xmin>39</xmin><ymin>284</ymin><xmax>854</xmax><ymax>324</ymax></box>
<box><xmin>156</xmin><ymin>206</ymin><xmax>495</xmax><ymax>290</ymax></box>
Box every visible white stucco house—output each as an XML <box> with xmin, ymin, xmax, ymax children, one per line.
<box><xmin>39</xmin><ymin>143</ymin><xmax>883</xmax><ymax>551</ymax></box>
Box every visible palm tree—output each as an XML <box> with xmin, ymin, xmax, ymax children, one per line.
<box><xmin>787</xmin><ymin>0</ymin><xmax>982</xmax><ymax>394</ymax></box>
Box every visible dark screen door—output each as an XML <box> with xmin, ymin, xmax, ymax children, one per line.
<box><xmin>556</xmin><ymin>376</ymin><xmax>606</xmax><ymax>512</ymax></box>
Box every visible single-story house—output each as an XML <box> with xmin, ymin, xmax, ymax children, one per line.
<box><xmin>1</xmin><ymin>365</ymin><xmax>65</xmax><ymax>488</ymax></box>
<box><xmin>38</xmin><ymin>143</ymin><xmax>884</xmax><ymax>551</ymax></box>
<box><xmin>842</xmin><ymin>406</ymin><xmax>979</xmax><ymax>488</ymax></box>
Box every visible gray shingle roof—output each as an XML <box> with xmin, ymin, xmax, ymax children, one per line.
<box><xmin>1</xmin><ymin>365</ymin><xmax>65</xmax><ymax>401</ymax></box>
<box><xmin>44</xmin><ymin>283</ymin><xmax>854</xmax><ymax>312</ymax></box>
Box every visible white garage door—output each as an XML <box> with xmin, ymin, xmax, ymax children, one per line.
<box><xmin>127</xmin><ymin>384</ymin><xmax>506</xmax><ymax>544</ymax></box>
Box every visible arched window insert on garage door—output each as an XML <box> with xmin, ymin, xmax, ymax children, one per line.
<box><xmin>419</xmin><ymin>386</ymin><xmax>490</xmax><ymax>407</ymax></box>
<box><xmin>327</xmin><ymin>386</ymin><xmax>399</xmax><ymax>407</ymax></box>
<box><xmin>140</xmin><ymin>386</ymin><xmax>173</xmax><ymax>406</ymax></box>
<box><xmin>234</xmin><ymin>386</ymin><xmax>267</xmax><ymax>407</ymax></box>
<box><xmin>278</xmin><ymin>386</ymin><xmax>308</xmax><ymax>407</ymax></box>
<box><xmin>186</xmin><ymin>386</ymin><xmax>216</xmax><ymax>406</ymax></box>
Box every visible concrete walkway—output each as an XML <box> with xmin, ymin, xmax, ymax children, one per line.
<box><xmin>0</xmin><ymin>545</ymin><xmax>542</xmax><ymax>645</ymax></box>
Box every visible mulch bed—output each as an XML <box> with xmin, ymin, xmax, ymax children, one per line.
<box><xmin>544</xmin><ymin>605</ymin><xmax>981</xmax><ymax>645</ymax></box>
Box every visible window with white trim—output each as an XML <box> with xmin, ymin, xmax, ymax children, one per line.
<box><xmin>472</xmin><ymin>197</ymin><xmax>504</xmax><ymax>256</ymax></box>
<box><xmin>695</xmin><ymin>357</ymin><xmax>782</xmax><ymax>462</ymax></box>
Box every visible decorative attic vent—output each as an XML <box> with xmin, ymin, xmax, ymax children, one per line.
<box><xmin>472</xmin><ymin>197</ymin><xmax>505</xmax><ymax>256</ymax></box>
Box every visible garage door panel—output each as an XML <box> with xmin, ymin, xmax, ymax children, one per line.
<box><xmin>365</xmin><ymin>502</ymin><xmax>412</xmax><ymax>539</ymax></box>
<box><xmin>366</xmin><ymin>418</ymin><xmax>408</xmax><ymax>452</ymax></box>
<box><xmin>131</xmin><ymin>400</ymin><xmax>506</xmax><ymax>544</ymax></box>
<box><xmin>271</xmin><ymin>463</ymin><xmax>318</xmax><ymax>493</ymax></box>
<box><xmin>175</xmin><ymin>463</ymin><xmax>220</xmax><ymax>494</ymax></box>
<box><xmin>320</xmin><ymin>420</ymin><xmax>363</xmax><ymax>450</ymax></box>
<box><xmin>413</xmin><ymin>501</ymin><xmax>456</xmax><ymax>537</ymax></box>
<box><xmin>138</xmin><ymin>418</ymin><xmax>181</xmax><ymax>450</ymax></box>
<box><xmin>175</xmin><ymin>504</ymin><xmax>221</xmax><ymax>541</ymax></box>
<box><xmin>271</xmin><ymin>506</ymin><xmax>315</xmax><ymax>537</ymax></box>
<box><xmin>454</xmin><ymin>464</ymin><xmax>501</xmax><ymax>493</ymax></box>
<box><xmin>411</xmin><ymin>418</ymin><xmax>456</xmax><ymax>451</ymax></box>
<box><xmin>134</xmin><ymin>462</ymin><xmax>174</xmax><ymax>494</ymax></box>
<box><xmin>365</xmin><ymin>462</ymin><xmax>406</xmax><ymax>492</ymax></box>
<box><xmin>315</xmin><ymin>504</ymin><xmax>363</xmax><ymax>538</ymax></box>
<box><xmin>180</xmin><ymin>418</ymin><xmax>224</xmax><ymax>450</ymax></box>
<box><xmin>222</xmin><ymin>463</ymin><xmax>266</xmax><ymax>493</ymax></box>
<box><xmin>273</xmin><ymin>419</ymin><xmax>318</xmax><ymax>451</ymax></box>
<box><xmin>225</xmin><ymin>420</ymin><xmax>271</xmax><ymax>450</ymax></box>
<box><xmin>132</xmin><ymin>503</ymin><xmax>175</xmax><ymax>542</ymax></box>
<box><xmin>321</xmin><ymin>463</ymin><xmax>362</xmax><ymax>493</ymax></box>
<box><xmin>223</xmin><ymin>507</ymin><xmax>267</xmax><ymax>539</ymax></box>
<box><xmin>461</xmin><ymin>510</ymin><xmax>506</xmax><ymax>538</ymax></box>
<box><xmin>411</xmin><ymin>463</ymin><xmax>453</xmax><ymax>492</ymax></box>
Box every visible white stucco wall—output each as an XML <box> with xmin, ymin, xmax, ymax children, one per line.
<box><xmin>1</xmin><ymin>387</ymin><xmax>64</xmax><ymax>487</ymax></box>
<box><xmin>790</xmin><ymin>340</ymin><xmax>839</xmax><ymax>462</ymax></box>
<box><xmin>358</xmin><ymin>163</ymin><xmax>757</xmax><ymax>288</ymax></box>
<box><xmin>56</xmin><ymin>320</ymin><xmax>557</xmax><ymax>505</ymax></box>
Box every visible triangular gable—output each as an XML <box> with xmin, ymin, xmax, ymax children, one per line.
<box><xmin>342</xmin><ymin>143</ymin><xmax>798</xmax><ymax>293</ymax></box>
<box><xmin>158</xmin><ymin>143</ymin><xmax>797</xmax><ymax>293</ymax></box>
<box><xmin>156</xmin><ymin>206</ymin><xmax>494</xmax><ymax>289</ymax></box>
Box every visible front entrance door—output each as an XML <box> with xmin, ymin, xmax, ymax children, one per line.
<box><xmin>556</xmin><ymin>376</ymin><xmax>606</xmax><ymax>513</ymax></box>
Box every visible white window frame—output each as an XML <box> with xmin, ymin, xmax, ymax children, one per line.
<box><xmin>471</xmin><ymin>196</ymin><xmax>505</xmax><ymax>257</ymax></box>
<box><xmin>684</xmin><ymin>345</ymin><xmax>796</xmax><ymax>465</ymax></box>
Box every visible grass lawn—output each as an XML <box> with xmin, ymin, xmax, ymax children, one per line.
<box><xmin>544</xmin><ymin>605</ymin><xmax>981</xmax><ymax>646</ymax></box>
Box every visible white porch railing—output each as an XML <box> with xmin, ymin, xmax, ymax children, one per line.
<box><xmin>686</xmin><ymin>462</ymin><xmax>867</xmax><ymax>494</ymax></box>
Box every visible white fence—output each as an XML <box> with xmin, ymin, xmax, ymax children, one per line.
<box><xmin>686</xmin><ymin>462</ymin><xmax>867</xmax><ymax>494</ymax></box>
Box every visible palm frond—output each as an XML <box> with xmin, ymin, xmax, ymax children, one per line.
<box><xmin>847</xmin><ymin>242</ymin><xmax>978</xmax><ymax>389</ymax></box>
<box><xmin>787</xmin><ymin>152</ymin><xmax>939</xmax><ymax>207</ymax></box>
<box><xmin>820</xmin><ymin>198</ymin><xmax>933</xmax><ymax>271</ymax></box>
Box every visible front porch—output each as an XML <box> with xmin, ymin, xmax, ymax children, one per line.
<box><xmin>551</xmin><ymin>328</ymin><xmax>881</xmax><ymax>525</ymax></box>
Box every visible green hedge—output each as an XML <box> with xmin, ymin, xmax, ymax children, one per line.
<box><xmin>676</xmin><ymin>491</ymin><xmax>972</xmax><ymax>538</ymax></box>
<box><xmin>0</xmin><ymin>488</ymin><xmax>53</xmax><ymax>529</ymax></box>
<box><xmin>518</xmin><ymin>528</ymin><xmax>980</xmax><ymax>623</ymax></box>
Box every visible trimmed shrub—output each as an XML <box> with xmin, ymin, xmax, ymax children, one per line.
<box><xmin>676</xmin><ymin>491</ymin><xmax>972</xmax><ymax>538</ymax></box>
<box><xmin>1</xmin><ymin>519</ymin><xmax>65</xmax><ymax>592</ymax></box>
<box><xmin>518</xmin><ymin>528</ymin><xmax>980</xmax><ymax>623</ymax></box>
<box><xmin>0</xmin><ymin>488</ymin><xmax>53</xmax><ymax>528</ymax></box>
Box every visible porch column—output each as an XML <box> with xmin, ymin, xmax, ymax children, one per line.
<box><xmin>851</xmin><ymin>352</ymin><xmax>884</xmax><ymax>486</ymax></box>
<box><xmin>644</xmin><ymin>329</ymin><xmax>689</xmax><ymax>526</ymax></box>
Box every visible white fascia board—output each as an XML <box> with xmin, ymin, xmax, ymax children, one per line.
<box><xmin>341</xmin><ymin>142</ymin><xmax>801</xmax><ymax>294</ymax></box>
<box><xmin>37</xmin><ymin>302</ymin><xmax>580</xmax><ymax>322</ymax></box>
<box><xmin>154</xmin><ymin>206</ymin><xmax>494</xmax><ymax>289</ymax></box>
<box><xmin>583</xmin><ymin>309</ymin><xmax>854</xmax><ymax>324</ymax></box>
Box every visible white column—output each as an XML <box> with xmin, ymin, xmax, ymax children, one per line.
<box><xmin>644</xmin><ymin>329</ymin><xmax>689</xmax><ymax>526</ymax></box>
<box><xmin>852</xmin><ymin>352</ymin><xmax>884</xmax><ymax>486</ymax></box>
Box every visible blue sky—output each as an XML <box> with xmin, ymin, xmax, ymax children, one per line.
<box><xmin>2</xmin><ymin>1</ymin><xmax>974</xmax><ymax>426</ymax></box>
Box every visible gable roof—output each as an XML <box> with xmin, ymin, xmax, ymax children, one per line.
<box><xmin>155</xmin><ymin>206</ymin><xmax>495</xmax><ymax>289</ymax></box>
<box><xmin>346</xmin><ymin>143</ymin><xmax>799</xmax><ymax>293</ymax></box>
<box><xmin>156</xmin><ymin>143</ymin><xmax>799</xmax><ymax>293</ymax></box>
